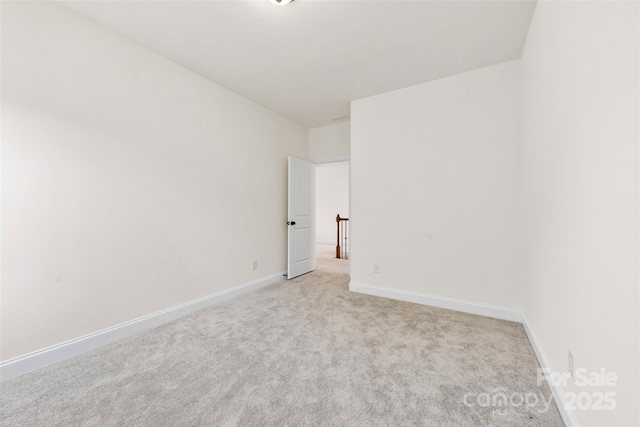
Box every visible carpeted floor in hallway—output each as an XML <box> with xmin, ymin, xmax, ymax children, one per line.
<box><xmin>0</xmin><ymin>246</ymin><xmax>563</xmax><ymax>426</ymax></box>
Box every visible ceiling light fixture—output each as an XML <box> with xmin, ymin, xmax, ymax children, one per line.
<box><xmin>268</xmin><ymin>0</ymin><xmax>294</xmax><ymax>5</ymax></box>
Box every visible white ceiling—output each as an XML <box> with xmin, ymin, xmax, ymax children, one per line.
<box><xmin>58</xmin><ymin>0</ymin><xmax>536</xmax><ymax>128</ymax></box>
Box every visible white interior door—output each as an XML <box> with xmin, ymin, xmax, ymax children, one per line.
<box><xmin>287</xmin><ymin>156</ymin><xmax>316</xmax><ymax>279</ymax></box>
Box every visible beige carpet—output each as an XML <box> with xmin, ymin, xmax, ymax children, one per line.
<box><xmin>315</xmin><ymin>244</ymin><xmax>349</xmax><ymax>275</ymax></box>
<box><xmin>0</xmin><ymin>247</ymin><xmax>563</xmax><ymax>426</ymax></box>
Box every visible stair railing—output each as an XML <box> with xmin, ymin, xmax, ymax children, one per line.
<box><xmin>336</xmin><ymin>214</ymin><xmax>349</xmax><ymax>259</ymax></box>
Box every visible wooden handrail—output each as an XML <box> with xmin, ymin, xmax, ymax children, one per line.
<box><xmin>336</xmin><ymin>214</ymin><xmax>349</xmax><ymax>259</ymax></box>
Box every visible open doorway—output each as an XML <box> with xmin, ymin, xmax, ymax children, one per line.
<box><xmin>315</xmin><ymin>161</ymin><xmax>350</xmax><ymax>275</ymax></box>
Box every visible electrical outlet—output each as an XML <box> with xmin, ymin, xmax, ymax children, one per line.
<box><xmin>251</xmin><ymin>259</ymin><xmax>257</xmax><ymax>270</ymax></box>
<box><xmin>568</xmin><ymin>351</ymin><xmax>574</xmax><ymax>378</ymax></box>
<box><xmin>373</xmin><ymin>263</ymin><xmax>380</xmax><ymax>273</ymax></box>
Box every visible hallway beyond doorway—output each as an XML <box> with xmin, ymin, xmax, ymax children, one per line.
<box><xmin>316</xmin><ymin>244</ymin><xmax>349</xmax><ymax>275</ymax></box>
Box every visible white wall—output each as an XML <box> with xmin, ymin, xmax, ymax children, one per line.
<box><xmin>521</xmin><ymin>2</ymin><xmax>639</xmax><ymax>425</ymax></box>
<box><xmin>309</xmin><ymin>121</ymin><xmax>350</xmax><ymax>163</ymax></box>
<box><xmin>351</xmin><ymin>60</ymin><xmax>522</xmax><ymax>309</ymax></box>
<box><xmin>1</xmin><ymin>2</ymin><xmax>307</xmax><ymax>361</ymax></box>
<box><xmin>315</xmin><ymin>162</ymin><xmax>349</xmax><ymax>245</ymax></box>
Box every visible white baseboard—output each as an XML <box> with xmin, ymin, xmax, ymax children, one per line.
<box><xmin>0</xmin><ymin>272</ymin><xmax>286</xmax><ymax>382</ymax></box>
<box><xmin>316</xmin><ymin>241</ymin><xmax>334</xmax><ymax>246</ymax></box>
<box><xmin>348</xmin><ymin>281</ymin><xmax>523</xmax><ymax>322</ymax></box>
<box><xmin>522</xmin><ymin>312</ymin><xmax>577</xmax><ymax>427</ymax></box>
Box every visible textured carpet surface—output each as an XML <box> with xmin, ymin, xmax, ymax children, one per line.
<box><xmin>0</xmin><ymin>247</ymin><xmax>564</xmax><ymax>426</ymax></box>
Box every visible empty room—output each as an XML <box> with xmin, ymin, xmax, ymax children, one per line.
<box><xmin>1</xmin><ymin>1</ymin><xmax>638</xmax><ymax>426</ymax></box>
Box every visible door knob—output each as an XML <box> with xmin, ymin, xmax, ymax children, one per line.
<box><xmin>287</xmin><ymin>221</ymin><xmax>296</xmax><ymax>225</ymax></box>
